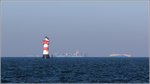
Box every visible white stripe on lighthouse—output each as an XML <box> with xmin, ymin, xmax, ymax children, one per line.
<box><xmin>44</xmin><ymin>44</ymin><xmax>49</xmax><ymax>47</ymax></box>
<box><xmin>43</xmin><ymin>50</ymin><xmax>49</xmax><ymax>54</ymax></box>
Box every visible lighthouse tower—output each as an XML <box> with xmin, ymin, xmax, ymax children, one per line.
<box><xmin>42</xmin><ymin>36</ymin><xmax>50</xmax><ymax>59</ymax></box>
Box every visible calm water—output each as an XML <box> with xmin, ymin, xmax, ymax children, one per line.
<box><xmin>1</xmin><ymin>57</ymin><xmax>149</xmax><ymax>83</ymax></box>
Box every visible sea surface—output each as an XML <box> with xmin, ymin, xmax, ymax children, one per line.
<box><xmin>1</xmin><ymin>57</ymin><xmax>149</xmax><ymax>83</ymax></box>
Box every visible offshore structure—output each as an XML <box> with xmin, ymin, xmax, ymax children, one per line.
<box><xmin>42</xmin><ymin>36</ymin><xmax>50</xmax><ymax>59</ymax></box>
<box><xmin>109</xmin><ymin>53</ymin><xmax>131</xmax><ymax>57</ymax></box>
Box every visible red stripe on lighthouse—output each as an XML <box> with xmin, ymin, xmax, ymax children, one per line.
<box><xmin>43</xmin><ymin>40</ymin><xmax>49</xmax><ymax>44</ymax></box>
<box><xmin>43</xmin><ymin>47</ymin><xmax>48</xmax><ymax>50</ymax></box>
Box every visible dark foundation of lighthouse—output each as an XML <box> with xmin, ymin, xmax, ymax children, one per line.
<box><xmin>43</xmin><ymin>54</ymin><xmax>50</xmax><ymax>59</ymax></box>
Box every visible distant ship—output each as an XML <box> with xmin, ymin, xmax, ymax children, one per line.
<box><xmin>52</xmin><ymin>50</ymin><xmax>87</xmax><ymax>57</ymax></box>
<box><xmin>54</xmin><ymin>55</ymin><xmax>86</xmax><ymax>57</ymax></box>
<box><xmin>109</xmin><ymin>54</ymin><xmax>131</xmax><ymax>57</ymax></box>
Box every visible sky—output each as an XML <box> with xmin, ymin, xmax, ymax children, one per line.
<box><xmin>1</xmin><ymin>0</ymin><xmax>149</xmax><ymax>57</ymax></box>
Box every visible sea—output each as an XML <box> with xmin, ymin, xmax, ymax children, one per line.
<box><xmin>1</xmin><ymin>57</ymin><xmax>149</xmax><ymax>83</ymax></box>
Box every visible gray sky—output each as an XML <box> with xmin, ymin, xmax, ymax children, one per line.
<box><xmin>2</xmin><ymin>0</ymin><xmax>149</xmax><ymax>57</ymax></box>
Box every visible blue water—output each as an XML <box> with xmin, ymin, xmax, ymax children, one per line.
<box><xmin>1</xmin><ymin>57</ymin><xmax>149</xmax><ymax>83</ymax></box>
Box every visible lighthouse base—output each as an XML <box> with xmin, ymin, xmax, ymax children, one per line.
<box><xmin>43</xmin><ymin>54</ymin><xmax>50</xmax><ymax>59</ymax></box>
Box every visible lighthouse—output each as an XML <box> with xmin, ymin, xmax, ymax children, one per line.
<box><xmin>42</xmin><ymin>36</ymin><xmax>50</xmax><ymax>59</ymax></box>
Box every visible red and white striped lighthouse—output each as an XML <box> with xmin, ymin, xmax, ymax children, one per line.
<box><xmin>42</xmin><ymin>36</ymin><xmax>50</xmax><ymax>59</ymax></box>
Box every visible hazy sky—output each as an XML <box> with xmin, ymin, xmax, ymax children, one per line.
<box><xmin>2</xmin><ymin>0</ymin><xmax>149</xmax><ymax>57</ymax></box>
